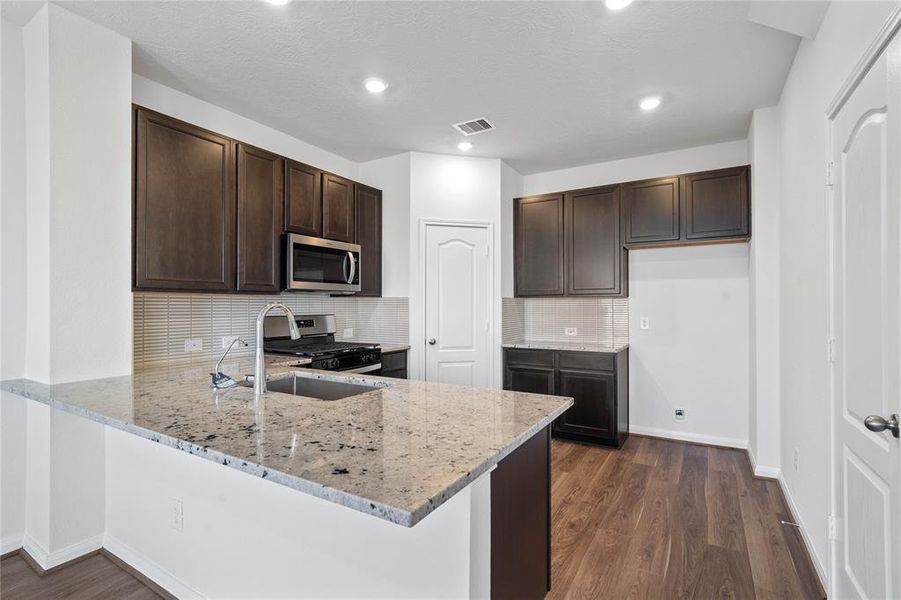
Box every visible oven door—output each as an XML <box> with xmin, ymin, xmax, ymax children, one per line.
<box><xmin>286</xmin><ymin>234</ymin><xmax>361</xmax><ymax>293</ymax></box>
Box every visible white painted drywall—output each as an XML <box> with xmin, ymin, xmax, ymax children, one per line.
<box><xmin>500</xmin><ymin>162</ymin><xmax>523</xmax><ymax>299</ymax></box>
<box><xmin>774</xmin><ymin>0</ymin><xmax>897</xmax><ymax>581</ymax></box>
<box><xmin>516</xmin><ymin>141</ymin><xmax>751</xmax><ymax>446</ymax></box>
<box><xmin>747</xmin><ymin>107</ymin><xmax>781</xmax><ymax>475</ymax></box>
<box><xmin>628</xmin><ymin>245</ymin><xmax>750</xmax><ymax>447</ymax></box>
<box><xmin>408</xmin><ymin>152</ymin><xmax>504</xmax><ymax>386</ymax></box>
<box><xmin>1</xmin><ymin>17</ymin><xmax>29</xmax><ymax>553</ymax></box>
<box><xmin>133</xmin><ymin>75</ymin><xmax>359</xmax><ymax>182</ymax></box>
<box><xmin>104</xmin><ymin>427</ymin><xmax>484</xmax><ymax>599</ymax></box>
<box><xmin>358</xmin><ymin>153</ymin><xmax>412</xmax><ymax>297</ymax></box>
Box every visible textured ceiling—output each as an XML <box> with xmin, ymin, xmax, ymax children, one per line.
<box><xmin>6</xmin><ymin>1</ymin><xmax>801</xmax><ymax>174</ymax></box>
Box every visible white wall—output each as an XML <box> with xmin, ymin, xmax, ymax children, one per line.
<box><xmin>134</xmin><ymin>75</ymin><xmax>359</xmax><ymax>182</ymax></box>
<box><xmin>358</xmin><ymin>153</ymin><xmax>412</xmax><ymax>297</ymax></box>
<box><xmin>747</xmin><ymin>107</ymin><xmax>782</xmax><ymax>476</ymax></box>
<box><xmin>628</xmin><ymin>245</ymin><xmax>750</xmax><ymax>446</ymax></box>
<box><xmin>408</xmin><ymin>152</ymin><xmax>504</xmax><ymax>386</ymax></box>
<box><xmin>517</xmin><ymin>141</ymin><xmax>751</xmax><ymax>446</ymax></box>
<box><xmin>774</xmin><ymin>0</ymin><xmax>897</xmax><ymax>583</ymax></box>
<box><xmin>500</xmin><ymin>162</ymin><xmax>523</xmax><ymax>298</ymax></box>
<box><xmin>1</xmin><ymin>17</ymin><xmax>29</xmax><ymax>553</ymax></box>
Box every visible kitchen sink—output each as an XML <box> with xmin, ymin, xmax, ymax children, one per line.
<box><xmin>265</xmin><ymin>373</ymin><xmax>384</xmax><ymax>400</ymax></box>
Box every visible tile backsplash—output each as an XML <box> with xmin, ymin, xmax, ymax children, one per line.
<box><xmin>502</xmin><ymin>297</ymin><xmax>629</xmax><ymax>347</ymax></box>
<box><xmin>133</xmin><ymin>293</ymin><xmax>409</xmax><ymax>372</ymax></box>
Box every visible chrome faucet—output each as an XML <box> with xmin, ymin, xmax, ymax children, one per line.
<box><xmin>254</xmin><ymin>303</ymin><xmax>301</xmax><ymax>396</ymax></box>
<box><xmin>210</xmin><ymin>337</ymin><xmax>248</xmax><ymax>390</ymax></box>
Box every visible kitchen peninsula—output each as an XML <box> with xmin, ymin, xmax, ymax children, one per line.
<box><xmin>1</xmin><ymin>360</ymin><xmax>571</xmax><ymax>598</ymax></box>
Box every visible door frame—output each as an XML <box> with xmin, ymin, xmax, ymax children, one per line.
<box><xmin>825</xmin><ymin>6</ymin><xmax>901</xmax><ymax>597</ymax></box>
<box><xmin>418</xmin><ymin>218</ymin><xmax>496</xmax><ymax>387</ymax></box>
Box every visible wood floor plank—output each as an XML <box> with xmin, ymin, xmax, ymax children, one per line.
<box><xmin>630</xmin><ymin>436</ymin><xmax>660</xmax><ymax>466</ymax></box>
<box><xmin>689</xmin><ymin>545</ymin><xmax>756</xmax><ymax>599</ymax></box>
<box><xmin>707</xmin><ymin>468</ymin><xmax>750</xmax><ymax>552</ymax></box>
<box><xmin>652</xmin><ymin>437</ymin><xmax>686</xmax><ymax>484</ymax></box>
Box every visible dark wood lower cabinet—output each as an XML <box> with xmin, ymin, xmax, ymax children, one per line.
<box><xmin>491</xmin><ymin>426</ymin><xmax>550</xmax><ymax>600</ymax></box>
<box><xmin>503</xmin><ymin>347</ymin><xmax>629</xmax><ymax>447</ymax></box>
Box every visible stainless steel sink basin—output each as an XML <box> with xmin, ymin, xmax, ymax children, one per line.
<box><xmin>265</xmin><ymin>374</ymin><xmax>382</xmax><ymax>400</ymax></box>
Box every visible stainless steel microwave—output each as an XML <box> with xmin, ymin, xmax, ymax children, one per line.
<box><xmin>285</xmin><ymin>234</ymin><xmax>361</xmax><ymax>293</ymax></box>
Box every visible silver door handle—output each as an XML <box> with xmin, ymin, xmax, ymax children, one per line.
<box><xmin>427</xmin><ymin>338</ymin><xmax>436</xmax><ymax>345</ymax></box>
<box><xmin>864</xmin><ymin>414</ymin><xmax>900</xmax><ymax>438</ymax></box>
<box><xmin>347</xmin><ymin>252</ymin><xmax>356</xmax><ymax>284</ymax></box>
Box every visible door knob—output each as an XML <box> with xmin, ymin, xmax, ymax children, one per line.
<box><xmin>427</xmin><ymin>338</ymin><xmax>436</xmax><ymax>345</ymax></box>
<box><xmin>864</xmin><ymin>414</ymin><xmax>900</xmax><ymax>438</ymax></box>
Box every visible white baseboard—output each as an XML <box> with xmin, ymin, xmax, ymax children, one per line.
<box><xmin>1</xmin><ymin>533</ymin><xmax>23</xmax><ymax>555</ymax></box>
<box><xmin>22</xmin><ymin>532</ymin><xmax>103</xmax><ymax>570</ymax></box>
<box><xmin>103</xmin><ymin>533</ymin><xmax>205</xmax><ymax>599</ymax></box>
<box><xmin>747</xmin><ymin>445</ymin><xmax>781</xmax><ymax>479</ymax></box>
<box><xmin>776</xmin><ymin>474</ymin><xmax>829</xmax><ymax>592</ymax></box>
<box><xmin>629</xmin><ymin>425</ymin><xmax>748</xmax><ymax>449</ymax></box>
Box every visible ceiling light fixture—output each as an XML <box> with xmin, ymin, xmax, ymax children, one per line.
<box><xmin>639</xmin><ymin>95</ymin><xmax>661</xmax><ymax>111</ymax></box>
<box><xmin>457</xmin><ymin>141</ymin><xmax>473</xmax><ymax>152</ymax></box>
<box><xmin>363</xmin><ymin>78</ymin><xmax>389</xmax><ymax>94</ymax></box>
<box><xmin>605</xmin><ymin>0</ymin><xmax>633</xmax><ymax>10</ymax></box>
<box><xmin>264</xmin><ymin>0</ymin><xmax>292</xmax><ymax>6</ymax></box>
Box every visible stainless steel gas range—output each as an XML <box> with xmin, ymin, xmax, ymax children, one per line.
<box><xmin>263</xmin><ymin>314</ymin><xmax>381</xmax><ymax>374</ymax></box>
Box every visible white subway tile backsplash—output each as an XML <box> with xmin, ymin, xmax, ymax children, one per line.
<box><xmin>502</xmin><ymin>297</ymin><xmax>629</xmax><ymax>348</ymax></box>
<box><xmin>133</xmin><ymin>293</ymin><xmax>409</xmax><ymax>373</ymax></box>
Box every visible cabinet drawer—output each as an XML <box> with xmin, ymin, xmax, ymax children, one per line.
<box><xmin>503</xmin><ymin>348</ymin><xmax>555</xmax><ymax>367</ymax></box>
<box><xmin>557</xmin><ymin>351</ymin><xmax>614</xmax><ymax>372</ymax></box>
<box><xmin>381</xmin><ymin>350</ymin><xmax>407</xmax><ymax>372</ymax></box>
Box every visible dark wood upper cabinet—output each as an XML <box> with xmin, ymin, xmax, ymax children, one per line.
<box><xmin>622</xmin><ymin>176</ymin><xmax>681</xmax><ymax>245</ymax></box>
<box><xmin>565</xmin><ymin>185</ymin><xmax>627</xmax><ymax>296</ymax></box>
<box><xmin>285</xmin><ymin>160</ymin><xmax>323</xmax><ymax>237</ymax></box>
<box><xmin>236</xmin><ymin>144</ymin><xmax>284</xmax><ymax>293</ymax></box>
<box><xmin>514</xmin><ymin>194</ymin><xmax>565</xmax><ymax>296</ymax></box>
<box><xmin>355</xmin><ymin>184</ymin><xmax>382</xmax><ymax>297</ymax></box>
<box><xmin>682</xmin><ymin>166</ymin><xmax>750</xmax><ymax>240</ymax></box>
<box><xmin>322</xmin><ymin>173</ymin><xmax>355</xmax><ymax>243</ymax></box>
<box><xmin>134</xmin><ymin>107</ymin><xmax>236</xmax><ymax>292</ymax></box>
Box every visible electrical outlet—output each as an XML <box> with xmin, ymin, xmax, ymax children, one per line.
<box><xmin>343</xmin><ymin>328</ymin><xmax>354</xmax><ymax>339</ymax></box>
<box><xmin>184</xmin><ymin>338</ymin><xmax>203</xmax><ymax>353</ymax></box>
<box><xmin>167</xmin><ymin>497</ymin><xmax>183</xmax><ymax>532</ymax></box>
<box><xmin>639</xmin><ymin>317</ymin><xmax>650</xmax><ymax>330</ymax></box>
<box><xmin>564</xmin><ymin>327</ymin><xmax>578</xmax><ymax>337</ymax></box>
<box><xmin>793</xmin><ymin>447</ymin><xmax>800</xmax><ymax>472</ymax></box>
<box><xmin>674</xmin><ymin>408</ymin><xmax>686</xmax><ymax>422</ymax></box>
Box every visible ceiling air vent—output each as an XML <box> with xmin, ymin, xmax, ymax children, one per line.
<box><xmin>452</xmin><ymin>118</ymin><xmax>495</xmax><ymax>136</ymax></box>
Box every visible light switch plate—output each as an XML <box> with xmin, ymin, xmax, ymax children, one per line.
<box><xmin>184</xmin><ymin>338</ymin><xmax>203</xmax><ymax>353</ymax></box>
<box><xmin>639</xmin><ymin>317</ymin><xmax>650</xmax><ymax>330</ymax></box>
<box><xmin>564</xmin><ymin>327</ymin><xmax>578</xmax><ymax>337</ymax></box>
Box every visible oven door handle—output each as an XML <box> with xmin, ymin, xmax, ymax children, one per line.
<box><xmin>342</xmin><ymin>363</ymin><xmax>381</xmax><ymax>374</ymax></box>
<box><xmin>346</xmin><ymin>251</ymin><xmax>357</xmax><ymax>285</ymax></box>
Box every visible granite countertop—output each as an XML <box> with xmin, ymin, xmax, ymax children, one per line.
<box><xmin>503</xmin><ymin>340</ymin><xmax>629</xmax><ymax>353</ymax></box>
<box><xmin>1</xmin><ymin>357</ymin><xmax>571</xmax><ymax>527</ymax></box>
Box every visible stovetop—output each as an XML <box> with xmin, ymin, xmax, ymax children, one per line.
<box><xmin>264</xmin><ymin>337</ymin><xmax>379</xmax><ymax>358</ymax></box>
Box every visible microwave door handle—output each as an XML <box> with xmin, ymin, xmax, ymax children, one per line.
<box><xmin>342</xmin><ymin>251</ymin><xmax>350</xmax><ymax>283</ymax></box>
<box><xmin>347</xmin><ymin>252</ymin><xmax>356</xmax><ymax>284</ymax></box>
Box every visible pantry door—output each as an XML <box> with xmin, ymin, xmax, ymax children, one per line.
<box><xmin>829</xmin><ymin>25</ymin><xmax>901</xmax><ymax>600</ymax></box>
<box><xmin>423</xmin><ymin>222</ymin><xmax>492</xmax><ymax>387</ymax></box>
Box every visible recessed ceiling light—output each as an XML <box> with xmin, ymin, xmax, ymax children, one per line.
<box><xmin>264</xmin><ymin>0</ymin><xmax>291</xmax><ymax>5</ymax></box>
<box><xmin>639</xmin><ymin>96</ymin><xmax>661</xmax><ymax>111</ymax></box>
<box><xmin>605</xmin><ymin>0</ymin><xmax>633</xmax><ymax>10</ymax></box>
<box><xmin>457</xmin><ymin>141</ymin><xmax>473</xmax><ymax>152</ymax></box>
<box><xmin>363</xmin><ymin>78</ymin><xmax>389</xmax><ymax>94</ymax></box>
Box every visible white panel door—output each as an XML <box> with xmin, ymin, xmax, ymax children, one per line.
<box><xmin>424</xmin><ymin>224</ymin><xmax>491</xmax><ymax>387</ymax></box>
<box><xmin>831</xmin><ymin>34</ymin><xmax>901</xmax><ymax>600</ymax></box>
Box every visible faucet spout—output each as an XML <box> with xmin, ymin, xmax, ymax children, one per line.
<box><xmin>254</xmin><ymin>302</ymin><xmax>299</xmax><ymax>396</ymax></box>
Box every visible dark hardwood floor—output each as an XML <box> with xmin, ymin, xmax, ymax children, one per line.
<box><xmin>549</xmin><ymin>436</ymin><xmax>826</xmax><ymax>599</ymax></box>
<box><xmin>0</xmin><ymin>552</ymin><xmax>161</xmax><ymax>600</ymax></box>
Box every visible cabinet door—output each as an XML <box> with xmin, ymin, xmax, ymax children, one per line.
<box><xmin>355</xmin><ymin>184</ymin><xmax>382</xmax><ymax>296</ymax></box>
<box><xmin>514</xmin><ymin>194</ymin><xmax>565</xmax><ymax>296</ymax></box>
<box><xmin>622</xmin><ymin>176</ymin><xmax>680</xmax><ymax>244</ymax></box>
<box><xmin>565</xmin><ymin>185</ymin><xmax>626</xmax><ymax>296</ymax></box>
<box><xmin>504</xmin><ymin>364</ymin><xmax>555</xmax><ymax>395</ymax></box>
<box><xmin>237</xmin><ymin>144</ymin><xmax>284</xmax><ymax>293</ymax></box>
<box><xmin>682</xmin><ymin>166</ymin><xmax>750</xmax><ymax>240</ymax></box>
<box><xmin>134</xmin><ymin>107</ymin><xmax>235</xmax><ymax>292</ymax></box>
<box><xmin>555</xmin><ymin>369</ymin><xmax>616</xmax><ymax>441</ymax></box>
<box><xmin>285</xmin><ymin>160</ymin><xmax>322</xmax><ymax>237</ymax></box>
<box><xmin>322</xmin><ymin>173</ymin><xmax>355</xmax><ymax>242</ymax></box>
